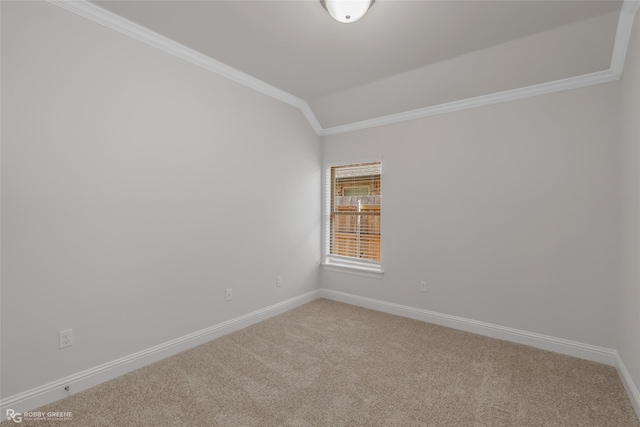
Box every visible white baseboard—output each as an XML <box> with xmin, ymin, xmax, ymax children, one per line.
<box><xmin>322</xmin><ymin>288</ymin><xmax>640</xmax><ymax>418</ymax></box>
<box><xmin>615</xmin><ymin>351</ymin><xmax>640</xmax><ymax>420</ymax></box>
<box><xmin>4</xmin><ymin>288</ymin><xmax>636</xmax><ymax>420</ymax></box>
<box><xmin>0</xmin><ymin>290</ymin><xmax>320</xmax><ymax>415</ymax></box>
<box><xmin>319</xmin><ymin>288</ymin><xmax>617</xmax><ymax>366</ymax></box>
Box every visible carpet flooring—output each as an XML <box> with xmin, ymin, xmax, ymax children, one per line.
<box><xmin>7</xmin><ymin>299</ymin><xmax>640</xmax><ymax>426</ymax></box>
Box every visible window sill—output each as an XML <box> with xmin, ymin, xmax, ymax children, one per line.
<box><xmin>322</xmin><ymin>260</ymin><xmax>384</xmax><ymax>279</ymax></box>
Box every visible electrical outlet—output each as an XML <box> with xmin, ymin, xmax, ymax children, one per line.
<box><xmin>276</xmin><ymin>276</ymin><xmax>283</xmax><ymax>287</ymax></box>
<box><xmin>225</xmin><ymin>288</ymin><xmax>232</xmax><ymax>301</ymax></box>
<box><xmin>59</xmin><ymin>329</ymin><xmax>73</xmax><ymax>349</ymax></box>
<box><xmin>419</xmin><ymin>281</ymin><xmax>428</xmax><ymax>293</ymax></box>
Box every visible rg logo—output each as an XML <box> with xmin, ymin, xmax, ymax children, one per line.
<box><xmin>6</xmin><ymin>409</ymin><xmax>22</xmax><ymax>423</ymax></box>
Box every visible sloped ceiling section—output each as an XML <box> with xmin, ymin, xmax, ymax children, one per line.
<box><xmin>52</xmin><ymin>0</ymin><xmax>639</xmax><ymax>136</ymax></box>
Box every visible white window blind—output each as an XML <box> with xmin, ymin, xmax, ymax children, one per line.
<box><xmin>326</xmin><ymin>162</ymin><xmax>381</xmax><ymax>268</ymax></box>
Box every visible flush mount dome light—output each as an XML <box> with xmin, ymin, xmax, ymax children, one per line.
<box><xmin>320</xmin><ymin>0</ymin><xmax>375</xmax><ymax>24</ymax></box>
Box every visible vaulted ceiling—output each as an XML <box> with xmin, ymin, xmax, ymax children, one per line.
<box><xmin>86</xmin><ymin>0</ymin><xmax>629</xmax><ymax>134</ymax></box>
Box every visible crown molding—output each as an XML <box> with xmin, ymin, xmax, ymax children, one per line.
<box><xmin>46</xmin><ymin>0</ymin><xmax>323</xmax><ymax>136</ymax></box>
<box><xmin>319</xmin><ymin>68</ymin><xmax>620</xmax><ymax>136</ymax></box>
<box><xmin>47</xmin><ymin>0</ymin><xmax>638</xmax><ymax>137</ymax></box>
<box><xmin>611</xmin><ymin>0</ymin><xmax>640</xmax><ymax>77</ymax></box>
<box><xmin>320</xmin><ymin>0</ymin><xmax>639</xmax><ymax>136</ymax></box>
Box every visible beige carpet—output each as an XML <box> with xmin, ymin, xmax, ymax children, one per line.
<box><xmin>8</xmin><ymin>299</ymin><xmax>640</xmax><ymax>426</ymax></box>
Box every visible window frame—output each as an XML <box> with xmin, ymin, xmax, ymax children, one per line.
<box><xmin>322</xmin><ymin>159</ymin><xmax>384</xmax><ymax>278</ymax></box>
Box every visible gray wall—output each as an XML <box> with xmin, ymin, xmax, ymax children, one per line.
<box><xmin>321</xmin><ymin>82</ymin><xmax>620</xmax><ymax>349</ymax></box>
<box><xmin>1</xmin><ymin>1</ymin><xmax>321</xmax><ymax>398</ymax></box>
<box><xmin>618</xmin><ymin>8</ymin><xmax>640</xmax><ymax>404</ymax></box>
<box><xmin>2</xmin><ymin>0</ymin><xmax>639</xmax><ymax>410</ymax></box>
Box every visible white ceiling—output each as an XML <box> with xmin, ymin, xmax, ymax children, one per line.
<box><xmin>91</xmin><ymin>0</ymin><xmax>623</xmax><ymax>130</ymax></box>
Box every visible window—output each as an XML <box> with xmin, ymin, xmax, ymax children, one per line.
<box><xmin>324</xmin><ymin>161</ymin><xmax>382</xmax><ymax>276</ymax></box>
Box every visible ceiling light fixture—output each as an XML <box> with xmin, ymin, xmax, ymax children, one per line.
<box><xmin>320</xmin><ymin>0</ymin><xmax>375</xmax><ymax>24</ymax></box>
